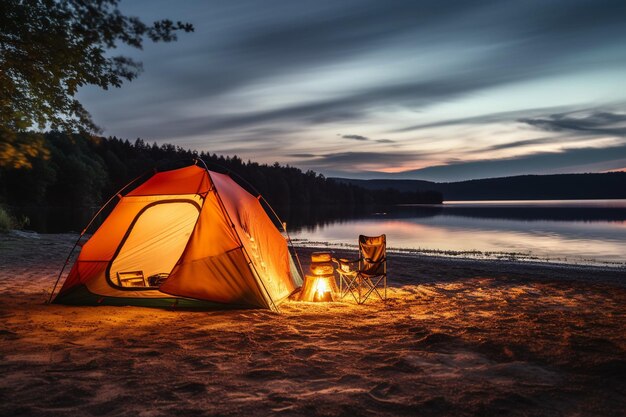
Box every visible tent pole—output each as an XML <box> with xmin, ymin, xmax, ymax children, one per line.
<box><xmin>46</xmin><ymin>171</ymin><xmax>151</xmax><ymax>304</ymax></box>
<box><xmin>47</xmin><ymin>233</ymin><xmax>85</xmax><ymax>304</ymax></box>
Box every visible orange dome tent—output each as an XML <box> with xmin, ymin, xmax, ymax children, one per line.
<box><xmin>52</xmin><ymin>163</ymin><xmax>302</xmax><ymax>311</ymax></box>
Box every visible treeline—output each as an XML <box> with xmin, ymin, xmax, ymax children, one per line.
<box><xmin>0</xmin><ymin>132</ymin><xmax>442</xmax><ymax>226</ymax></box>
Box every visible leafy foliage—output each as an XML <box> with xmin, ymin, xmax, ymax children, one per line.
<box><xmin>0</xmin><ymin>0</ymin><xmax>193</xmax><ymax>167</ymax></box>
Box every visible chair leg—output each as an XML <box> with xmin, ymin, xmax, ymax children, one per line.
<box><xmin>338</xmin><ymin>272</ymin><xmax>386</xmax><ymax>305</ymax></box>
<box><xmin>349</xmin><ymin>276</ymin><xmax>361</xmax><ymax>304</ymax></box>
<box><xmin>340</xmin><ymin>274</ymin><xmax>346</xmax><ymax>298</ymax></box>
<box><xmin>385</xmin><ymin>274</ymin><xmax>387</xmax><ymax>301</ymax></box>
<box><xmin>338</xmin><ymin>272</ymin><xmax>359</xmax><ymax>303</ymax></box>
<box><xmin>359</xmin><ymin>275</ymin><xmax>387</xmax><ymax>304</ymax></box>
<box><xmin>361</xmin><ymin>280</ymin><xmax>376</xmax><ymax>303</ymax></box>
<box><xmin>339</xmin><ymin>274</ymin><xmax>343</xmax><ymax>299</ymax></box>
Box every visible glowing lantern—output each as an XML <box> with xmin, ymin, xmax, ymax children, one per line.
<box><xmin>298</xmin><ymin>251</ymin><xmax>338</xmax><ymax>302</ymax></box>
<box><xmin>299</xmin><ymin>274</ymin><xmax>337</xmax><ymax>302</ymax></box>
<box><xmin>316</xmin><ymin>277</ymin><xmax>328</xmax><ymax>294</ymax></box>
<box><xmin>312</xmin><ymin>276</ymin><xmax>333</xmax><ymax>302</ymax></box>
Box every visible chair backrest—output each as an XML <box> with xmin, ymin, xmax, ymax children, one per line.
<box><xmin>359</xmin><ymin>234</ymin><xmax>386</xmax><ymax>276</ymax></box>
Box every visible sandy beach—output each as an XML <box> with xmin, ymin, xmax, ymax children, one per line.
<box><xmin>1</xmin><ymin>232</ymin><xmax>625</xmax><ymax>416</ymax></box>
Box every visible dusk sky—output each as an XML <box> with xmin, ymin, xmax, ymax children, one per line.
<box><xmin>77</xmin><ymin>0</ymin><xmax>626</xmax><ymax>182</ymax></box>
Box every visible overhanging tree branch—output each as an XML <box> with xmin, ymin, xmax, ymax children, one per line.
<box><xmin>0</xmin><ymin>0</ymin><xmax>194</xmax><ymax>168</ymax></box>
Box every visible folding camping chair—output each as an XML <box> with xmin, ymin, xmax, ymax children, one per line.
<box><xmin>333</xmin><ymin>234</ymin><xmax>387</xmax><ymax>304</ymax></box>
<box><xmin>116</xmin><ymin>270</ymin><xmax>147</xmax><ymax>287</ymax></box>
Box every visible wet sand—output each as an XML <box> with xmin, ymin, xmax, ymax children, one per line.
<box><xmin>1</xmin><ymin>233</ymin><xmax>625</xmax><ymax>416</ymax></box>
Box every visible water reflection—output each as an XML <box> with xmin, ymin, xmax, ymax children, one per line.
<box><xmin>288</xmin><ymin>200</ymin><xmax>626</xmax><ymax>264</ymax></box>
<box><xmin>14</xmin><ymin>199</ymin><xmax>626</xmax><ymax>265</ymax></box>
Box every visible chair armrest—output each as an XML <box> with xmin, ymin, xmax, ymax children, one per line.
<box><xmin>332</xmin><ymin>257</ymin><xmax>361</xmax><ymax>272</ymax></box>
<box><xmin>332</xmin><ymin>257</ymin><xmax>361</xmax><ymax>265</ymax></box>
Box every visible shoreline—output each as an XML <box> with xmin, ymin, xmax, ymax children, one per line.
<box><xmin>294</xmin><ymin>246</ymin><xmax>626</xmax><ymax>289</ymax></box>
<box><xmin>294</xmin><ymin>242</ymin><xmax>626</xmax><ymax>286</ymax></box>
<box><xmin>292</xmin><ymin>239</ymin><xmax>626</xmax><ymax>270</ymax></box>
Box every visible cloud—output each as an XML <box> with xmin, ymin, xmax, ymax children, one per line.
<box><xmin>89</xmin><ymin>0</ymin><xmax>487</xmax><ymax>113</ymax></box>
<box><xmin>121</xmin><ymin>72</ymin><xmax>559</xmax><ymax>139</ymax></box>
<box><xmin>520</xmin><ymin>110</ymin><xmax>626</xmax><ymax>137</ymax></box>
<box><xmin>288</xmin><ymin>153</ymin><xmax>318</xmax><ymax>158</ymax></box>
<box><xmin>338</xmin><ymin>134</ymin><xmax>396</xmax><ymax>143</ymax></box>
<box><xmin>394</xmin><ymin>107</ymin><xmax>626</xmax><ymax>154</ymax></box>
<box><xmin>220</xmin><ymin>0</ymin><xmax>626</xmax><ymax>103</ymax></box>
<box><xmin>392</xmin><ymin>105</ymin><xmax>575</xmax><ymax>133</ymax></box>
<box><xmin>75</xmin><ymin>0</ymin><xmax>626</xmax><ymax>182</ymax></box>
<box><xmin>371</xmin><ymin>143</ymin><xmax>626</xmax><ymax>182</ymax></box>
<box><xmin>479</xmin><ymin>136</ymin><xmax>575</xmax><ymax>152</ymax></box>
<box><xmin>294</xmin><ymin>150</ymin><xmax>430</xmax><ymax>171</ymax></box>
<box><xmin>341</xmin><ymin>134</ymin><xmax>369</xmax><ymax>141</ymax></box>
<box><xmin>84</xmin><ymin>0</ymin><xmax>626</xmax><ymax>136</ymax></box>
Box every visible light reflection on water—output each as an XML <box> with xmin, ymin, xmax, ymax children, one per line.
<box><xmin>289</xmin><ymin>200</ymin><xmax>626</xmax><ymax>265</ymax></box>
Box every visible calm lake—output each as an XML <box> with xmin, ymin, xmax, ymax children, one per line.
<box><xmin>17</xmin><ymin>199</ymin><xmax>626</xmax><ymax>266</ymax></box>
<box><xmin>288</xmin><ymin>200</ymin><xmax>626</xmax><ymax>266</ymax></box>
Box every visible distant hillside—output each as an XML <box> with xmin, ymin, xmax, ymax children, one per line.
<box><xmin>332</xmin><ymin>172</ymin><xmax>626</xmax><ymax>201</ymax></box>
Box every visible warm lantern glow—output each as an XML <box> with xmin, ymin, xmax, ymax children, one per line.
<box><xmin>315</xmin><ymin>277</ymin><xmax>329</xmax><ymax>298</ymax></box>
<box><xmin>298</xmin><ymin>275</ymin><xmax>336</xmax><ymax>302</ymax></box>
<box><xmin>310</xmin><ymin>276</ymin><xmax>334</xmax><ymax>302</ymax></box>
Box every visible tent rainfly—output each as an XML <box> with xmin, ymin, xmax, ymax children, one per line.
<box><xmin>52</xmin><ymin>164</ymin><xmax>302</xmax><ymax>311</ymax></box>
